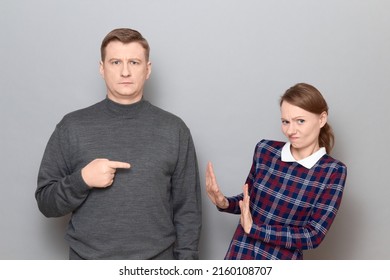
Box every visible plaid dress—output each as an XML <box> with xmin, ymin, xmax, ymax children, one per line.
<box><xmin>222</xmin><ymin>139</ymin><xmax>347</xmax><ymax>260</ymax></box>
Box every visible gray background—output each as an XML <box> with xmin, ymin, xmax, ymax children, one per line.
<box><xmin>1</xmin><ymin>0</ymin><xmax>389</xmax><ymax>260</ymax></box>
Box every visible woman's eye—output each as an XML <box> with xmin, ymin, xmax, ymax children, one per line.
<box><xmin>297</xmin><ymin>119</ymin><xmax>305</xmax><ymax>124</ymax></box>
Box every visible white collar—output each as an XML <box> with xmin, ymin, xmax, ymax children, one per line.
<box><xmin>281</xmin><ymin>142</ymin><xmax>326</xmax><ymax>169</ymax></box>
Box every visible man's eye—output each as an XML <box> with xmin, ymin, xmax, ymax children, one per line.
<box><xmin>112</xmin><ymin>60</ymin><xmax>120</xmax><ymax>65</ymax></box>
<box><xmin>281</xmin><ymin>120</ymin><xmax>289</xmax><ymax>125</ymax></box>
<box><xmin>130</xmin><ymin>61</ymin><xmax>139</xmax><ymax>65</ymax></box>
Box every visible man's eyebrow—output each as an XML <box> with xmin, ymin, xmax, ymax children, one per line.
<box><xmin>108</xmin><ymin>57</ymin><xmax>143</xmax><ymax>61</ymax></box>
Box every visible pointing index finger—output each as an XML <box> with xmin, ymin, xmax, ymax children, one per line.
<box><xmin>108</xmin><ymin>161</ymin><xmax>131</xmax><ymax>169</ymax></box>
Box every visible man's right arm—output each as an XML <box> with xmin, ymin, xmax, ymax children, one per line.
<box><xmin>35</xmin><ymin>125</ymin><xmax>90</xmax><ymax>217</ymax></box>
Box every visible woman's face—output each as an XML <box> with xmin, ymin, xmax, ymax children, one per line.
<box><xmin>280</xmin><ymin>101</ymin><xmax>327</xmax><ymax>159</ymax></box>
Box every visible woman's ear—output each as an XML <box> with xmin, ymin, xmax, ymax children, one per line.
<box><xmin>319</xmin><ymin>111</ymin><xmax>328</xmax><ymax>128</ymax></box>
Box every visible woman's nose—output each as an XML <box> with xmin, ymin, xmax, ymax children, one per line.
<box><xmin>287</xmin><ymin>124</ymin><xmax>297</xmax><ymax>135</ymax></box>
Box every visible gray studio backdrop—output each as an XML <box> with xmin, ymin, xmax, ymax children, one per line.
<box><xmin>1</xmin><ymin>0</ymin><xmax>389</xmax><ymax>259</ymax></box>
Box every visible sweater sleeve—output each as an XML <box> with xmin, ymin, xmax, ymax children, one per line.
<box><xmin>171</xmin><ymin>125</ymin><xmax>202</xmax><ymax>260</ymax></box>
<box><xmin>247</xmin><ymin>164</ymin><xmax>347</xmax><ymax>250</ymax></box>
<box><xmin>35</xmin><ymin>121</ymin><xmax>90</xmax><ymax>217</ymax></box>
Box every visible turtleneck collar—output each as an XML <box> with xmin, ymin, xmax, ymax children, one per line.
<box><xmin>104</xmin><ymin>97</ymin><xmax>149</xmax><ymax>119</ymax></box>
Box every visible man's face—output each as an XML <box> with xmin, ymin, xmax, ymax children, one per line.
<box><xmin>100</xmin><ymin>41</ymin><xmax>151</xmax><ymax>105</ymax></box>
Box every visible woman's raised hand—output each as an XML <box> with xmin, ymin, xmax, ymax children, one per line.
<box><xmin>239</xmin><ymin>184</ymin><xmax>253</xmax><ymax>234</ymax></box>
<box><xmin>205</xmin><ymin>162</ymin><xmax>229</xmax><ymax>209</ymax></box>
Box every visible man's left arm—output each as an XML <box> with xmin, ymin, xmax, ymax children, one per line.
<box><xmin>171</xmin><ymin>125</ymin><xmax>202</xmax><ymax>260</ymax></box>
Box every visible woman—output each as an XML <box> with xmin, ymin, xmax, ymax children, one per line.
<box><xmin>206</xmin><ymin>83</ymin><xmax>347</xmax><ymax>260</ymax></box>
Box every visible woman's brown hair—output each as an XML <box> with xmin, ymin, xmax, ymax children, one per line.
<box><xmin>280</xmin><ymin>83</ymin><xmax>335</xmax><ymax>153</ymax></box>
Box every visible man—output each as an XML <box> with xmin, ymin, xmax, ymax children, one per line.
<box><xmin>36</xmin><ymin>28</ymin><xmax>202</xmax><ymax>260</ymax></box>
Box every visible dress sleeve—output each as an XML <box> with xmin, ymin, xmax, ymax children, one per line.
<box><xmin>35</xmin><ymin>120</ymin><xmax>90</xmax><ymax>217</ymax></box>
<box><xmin>171</xmin><ymin>125</ymin><xmax>202</xmax><ymax>259</ymax></box>
<box><xmin>247</xmin><ymin>164</ymin><xmax>347</xmax><ymax>250</ymax></box>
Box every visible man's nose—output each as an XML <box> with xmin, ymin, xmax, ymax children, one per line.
<box><xmin>121</xmin><ymin>64</ymin><xmax>131</xmax><ymax>77</ymax></box>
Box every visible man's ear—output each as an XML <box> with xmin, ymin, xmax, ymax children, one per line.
<box><xmin>146</xmin><ymin>61</ymin><xmax>152</xmax><ymax>80</ymax></box>
<box><xmin>99</xmin><ymin>61</ymin><xmax>104</xmax><ymax>78</ymax></box>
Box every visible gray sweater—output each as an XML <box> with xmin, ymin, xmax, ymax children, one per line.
<box><xmin>36</xmin><ymin>98</ymin><xmax>201</xmax><ymax>259</ymax></box>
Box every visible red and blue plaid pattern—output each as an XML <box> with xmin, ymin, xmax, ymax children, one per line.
<box><xmin>222</xmin><ymin>139</ymin><xmax>347</xmax><ymax>260</ymax></box>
